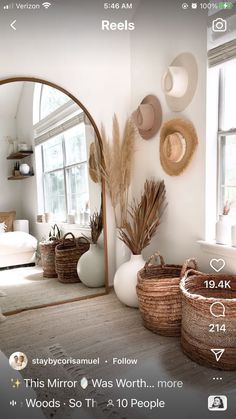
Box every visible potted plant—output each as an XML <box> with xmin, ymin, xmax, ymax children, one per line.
<box><xmin>48</xmin><ymin>224</ymin><xmax>61</xmax><ymax>241</ymax></box>
<box><xmin>39</xmin><ymin>224</ymin><xmax>61</xmax><ymax>278</ymax></box>
<box><xmin>114</xmin><ymin>179</ymin><xmax>167</xmax><ymax>307</ymax></box>
<box><xmin>100</xmin><ymin>114</ymin><xmax>137</xmax><ymax>267</ymax></box>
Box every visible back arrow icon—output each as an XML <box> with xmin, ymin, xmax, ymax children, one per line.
<box><xmin>10</xmin><ymin>20</ymin><xmax>16</xmax><ymax>30</ymax></box>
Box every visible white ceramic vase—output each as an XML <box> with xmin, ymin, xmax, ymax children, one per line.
<box><xmin>44</xmin><ymin>212</ymin><xmax>54</xmax><ymax>223</ymax></box>
<box><xmin>115</xmin><ymin>229</ymin><xmax>131</xmax><ymax>269</ymax></box>
<box><xmin>231</xmin><ymin>225</ymin><xmax>236</xmax><ymax>247</ymax></box>
<box><xmin>215</xmin><ymin>215</ymin><xmax>231</xmax><ymax>245</ymax></box>
<box><xmin>19</xmin><ymin>163</ymin><xmax>30</xmax><ymax>175</ymax></box>
<box><xmin>113</xmin><ymin>254</ymin><xmax>145</xmax><ymax>308</ymax></box>
<box><xmin>77</xmin><ymin>243</ymin><xmax>105</xmax><ymax>288</ymax></box>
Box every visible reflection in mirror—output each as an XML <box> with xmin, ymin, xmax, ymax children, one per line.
<box><xmin>0</xmin><ymin>80</ymin><xmax>107</xmax><ymax>315</ymax></box>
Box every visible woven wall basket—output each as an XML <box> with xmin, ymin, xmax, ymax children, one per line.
<box><xmin>180</xmin><ymin>270</ymin><xmax>236</xmax><ymax>370</ymax></box>
<box><xmin>40</xmin><ymin>240</ymin><xmax>61</xmax><ymax>278</ymax></box>
<box><xmin>55</xmin><ymin>233</ymin><xmax>90</xmax><ymax>283</ymax></box>
<box><xmin>137</xmin><ymin>253</ymin><xmax>198</xmax><ymax>337</ymax></box>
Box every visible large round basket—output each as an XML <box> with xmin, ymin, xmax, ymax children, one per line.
<box><xmin>55</xmin><ymin>233</ymin><xmax>90</xmax><ymax>283</ymax></box>
<box><xmin>137</xmin><ymin>253</ymin><xmax>198</xmax><ymax>337</ymax></box>
<box><xmin>39</xmin><ymin>240</ymin><xmax>61</xmax><ymax>278</ymax></box>
<box><xmin>180</xmin><ymin>270</ymin><xmax>236</xmax><ymax>370</ymax></box>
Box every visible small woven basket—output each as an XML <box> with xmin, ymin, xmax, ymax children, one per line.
<box><xmin>55</xmin><ymin>233</ymin><xmax>90</xmax><ymax>283</ymax></box>
<box><xmin>137</xmin><ymin>253</ymin><xmax>198</xmax><ymax>337</ymax></box>
<box><xmin>180</xmin><ymin>270</ymin><xmax>236</xmax><ymax>370</ymax></box>
<box><xmin>40</xmin><ymin>240</ymin><xmax>61</xmax><ymax>278</ymax></box>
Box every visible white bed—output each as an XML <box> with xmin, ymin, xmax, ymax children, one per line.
<box><xmin>0</xmin><ymin>231</ymin><xmax>37</xmax><ymax>268</ymax></box>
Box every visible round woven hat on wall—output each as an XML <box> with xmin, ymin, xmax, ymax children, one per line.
<box><xmin>162</xmin><ymin>52</ymin><xmax>198</xmax><ymax>112</ymax></box>
<box><xmin>132</xmin><ymin>95</ymin><xmax>162</xmax><ymax>140</ymax></box>
<box><xmin>160</xmin><ymin>119</ymin><xmax>198</xmax><ymax>176</ymax></box>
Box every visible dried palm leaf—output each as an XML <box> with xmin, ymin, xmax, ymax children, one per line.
<box><xmin>118</xmin><ymin>179</ymin><xmax>167</xmax><ymax>254</ymax></box>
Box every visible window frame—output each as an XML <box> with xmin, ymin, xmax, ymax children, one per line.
<box><xmin>217</xmin><ymin>131</ymin><xmax>236</xmax><ymax>217</ymax></box>
<box><xmin>40</xmin><ymin>128</ymin><xmax>88</xmax><ymax>222</ymax></box>
<box><xmin>217</xmin><ymin>65</ymin><xmax>236</xmax><ymax>218</ymax></box>
<box><xmin>38</xmin><ymin>84</ymin><xmax>70</xmax><ymax>122</ymax></box>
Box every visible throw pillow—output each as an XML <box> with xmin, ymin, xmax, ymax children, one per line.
<box><xmin>0</xmin><ymin>222</ymin><xmax>6</xmax><ymax>234</ymax></box>
<box><xmin>0</xmin><ymin>211</ymin><xmax>16</xmax><ymax>232</ymax></box>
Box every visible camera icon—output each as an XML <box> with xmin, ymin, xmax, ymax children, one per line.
<box><xmin>212</xmin><ymin>18</ymin><xmax>227</xmax><ymax>33</ymax></box>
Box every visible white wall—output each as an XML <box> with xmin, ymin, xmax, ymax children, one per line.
<box><xmin>205</xmin><ymin>66</ymin><xmax>219</xmax><ymax>241</ymax></box>
<box><xmin>130</xmin><ymin>1</ymin><xmax>211</xmax><ymax>271</ymax></box>
<box><xmin>0</xmin><ymin>116</ymin><xmax>22</xmax><ymax>216</ymax></box>
<box><xmin>15</xmin><ymin>82</ymin><xmax>36</xmax><ymax>232</ymax></box>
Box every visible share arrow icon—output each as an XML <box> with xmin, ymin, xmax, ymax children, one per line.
<box><xmin>211</xmin><ymin>349</ymin><xmax>225</xmax><ymax>362</ymax></box>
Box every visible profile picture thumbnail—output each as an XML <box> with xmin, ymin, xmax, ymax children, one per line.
<box><xmin>9</xmin><ymin>352</ymin><xmax>28</xmax><ymax>371</ymax></box>
<box><xmin>208</xmin><ymin>395</ymin><xmax>227</xmax><ymax>411</ymax></box>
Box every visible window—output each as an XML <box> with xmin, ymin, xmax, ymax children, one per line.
<box><xmin>218</xmin><ymin>64</ymin><xmax>236</xmax><ymax>216</ymax></box>
<box><xmin>40</xmin><ymin>85</ymin><xmax>70</xmax><ymax>120</ymax></box>
<box><xmin>33</xmin><ymin>83</ymin><xmax>90</xmax><ymax>223</ymax></box>
<box><xmin>40</xmin><ymin>124</ymin><xmax>89</xmax><ymax>222</ymax></box>
<box><xmin>33</xmin><ymin>84</ymin><xmax>71</xmax><ymax>125</ymax></box>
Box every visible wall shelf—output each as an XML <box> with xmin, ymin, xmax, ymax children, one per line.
<box><xmin>8</xmin><ymin>175</ymin><xmax>34</xmax><ymax>180</ymax></box>
<box><xmin>7</xmin><ymin>150</ymin><xmax>34</xmax><ymax>180</ymax></box>
<box><xmin>7</xmin><ymin>150</ymin><xmax>33</xmax><ymax>160</ymax></box>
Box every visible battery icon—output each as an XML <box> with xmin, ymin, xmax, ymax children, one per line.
<box><xmin>218</xmin><ymin>2</ymin><xmax>233</xmax><ymax>9</ymax></box>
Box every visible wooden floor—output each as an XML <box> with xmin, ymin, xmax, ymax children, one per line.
<box><xmin>0</xmin><ymin>292</ymin><xmax>235</xmax><ymax>419</ymax></box>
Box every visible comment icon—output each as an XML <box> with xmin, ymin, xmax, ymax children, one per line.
<box><xmin>210</xmin><ymin>302</ymin><xmax>226</xmax><ymax>318</ymax></box>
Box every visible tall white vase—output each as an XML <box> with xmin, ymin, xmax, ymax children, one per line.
<box><xmin>77</xmin><ymin>244</ymin><xmax>105</xmax><ymax>288</ymax></box>
<box><xmin>114</xmin><ymin>254</ymin><xmax>145</xmax><ymax>308</ymax></box>
<box><xmin>216</xmin><ymin>215</ymin><xmax>231</xmax><ymax>245</ymax></box>
<box><xmin>231</xmin><ymin>225</ymin><xmax>236</xmax><ymax>247</ymax></box>
<box><xmin>115</xmin><ymin>229</ymin><xmax>131</xmax><ymax>269</ymax></box>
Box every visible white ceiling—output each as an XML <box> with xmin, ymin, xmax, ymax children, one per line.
<box><xmin>0</xmin><ymin>82</ymin><xmax>24</xmax><ymax>118</ymax></box>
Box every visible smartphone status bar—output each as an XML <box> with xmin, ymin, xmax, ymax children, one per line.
<box><xmin>181</xmin><ymin>2</ymin><xmax>234</xmax><ymax>10</ymax></box>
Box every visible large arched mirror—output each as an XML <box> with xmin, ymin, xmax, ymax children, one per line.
<box><xmin>0</xmin><ymin>78</ymin><xmax>108</xmax><ymax>315</ymax></box>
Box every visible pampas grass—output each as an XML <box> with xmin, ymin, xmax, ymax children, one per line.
<box><xmin>100</xmin><ymin>114</ymin><xmax>136</xmax><ymax>227</ymax></box>
<box><xmin>89</xmin><ymin>142</ymin><xmax>102</xmax><ymax>183</ymax></box>
<box><xmin>82</xmin><ymin>197</ymin><xmax>103</xmax><ymax>245</ymax></box>
<box><xmin>118</xmin><ymin>179</ymin><xmax>167</xmax><ymax>255</ymax></box>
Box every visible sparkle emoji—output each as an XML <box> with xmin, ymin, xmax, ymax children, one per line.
<box><xmin>11</xmin><ymin>379</ymin><xmax>21</xmax><ymax>389</ymax></box>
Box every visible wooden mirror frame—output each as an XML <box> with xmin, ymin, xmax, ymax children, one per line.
<box><xmin>0</xmin><ymin>76</ymin><xmax>109</xmax><ymax>302</ymax></box>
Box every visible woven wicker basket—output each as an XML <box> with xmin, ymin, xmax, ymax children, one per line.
<box><xmin>180</xmin><ymin>270</ymin><xmax>236</xmax><ymax>370</ymax></box>
<box><xmin>137</xmin><ymin>253</ymin><xmax>198</xmax><ymax>337</ymax></box>
<box><xmin>55</xmin><ymin>233</ymin><xmax>90</xmax><ymax>283</ymax></box>
<box><xmin>40</xmin><ymin>240</ymin><xmax>60</xmax><ymax>278</ymax></box>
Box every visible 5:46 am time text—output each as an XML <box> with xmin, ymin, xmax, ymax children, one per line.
<box><xmin>104</xmin><ymin>2</ymin><xmax>133</xmax><ymax>9</ymax></box>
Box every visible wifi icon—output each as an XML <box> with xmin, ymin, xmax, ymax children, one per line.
<box><xmin>42</xmin><ymin>2</ymin><xmax>51</xmax><ymax>8</ymax></box>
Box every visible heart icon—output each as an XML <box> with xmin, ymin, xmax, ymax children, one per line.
<box><xmin>210</xmin><ymin>258</ymin><xmax>225</xmax><ymax>273</ymax></box>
